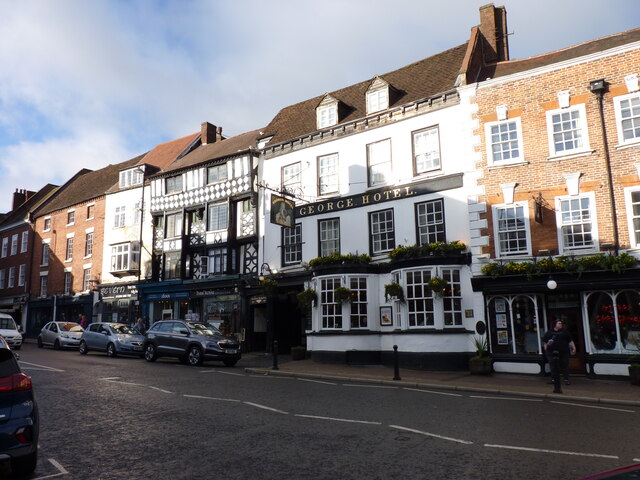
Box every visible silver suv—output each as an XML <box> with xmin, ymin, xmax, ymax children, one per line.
<box><xmin>143</xmin><ymin>320</ymin><xmax>241</xmax><ymax>367</ymax></box>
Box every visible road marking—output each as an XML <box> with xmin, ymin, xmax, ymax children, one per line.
<box><xmin>211</xmin><ymin>370</ymin><xmax>245</xmax><ymax>377</ymax></box>
<box><xmin>295</xmin><ymin>414</ymin><xmax>381</xmax><ymax>425</ymax></box>
<box><xmin>470</xmin><ymin>395</ymin><xmax>542</xmax><ymax>402</ymax></box>
<box><xmin>32</xmin><ymin>458</ymin><xmax>69</xmax><ymax>479</ymax></box>
<box><xmin>404</xmin><ymin>387</ymin><xmax>462</xmax><ymax>397</ymax></box>
<box><xmin>148</xmin><ymin>386</ymin><xmax>174</xmax><ymax>394</ymax></box>
<box><xmin>390</xmin><ymin>425</ymin><xmax>473</xmax><ymax>445</ymax></box>
<box><xmin>550</xmin><ymin>401</ymin><xmax>635</xmax><ymax>413</ymax></box>
<box><xmin>485</xmin><ymin>444</ymin><xmax>619</xmax><ymax>459</ymax></box>
<box><xmin>343</xmin><ymin>384</ymin><xmax>398</xmax><ymax>389</ymax></box>
<box><xmin>19</xmin><ymin>361</ymin><xmax>65</xmax><ymax>372</ymax></box>
<box><xmin>633</xmin><ymin>457</ymin><xmax>640</xmax><ymax>462</ymax></box>
<box><xmin>297</xmin><ymin>378</ymin><xmax>337</xmax><ymax>385</ymax></box>
<box><xmin>183</xmin><ymin>394</ymin><xmax>241</xmax><ymax>403</ymax></box>
<box><xmin>243</xmin><ymin>401</ymin><xmax>289</xmax><ymax>414</ymax></box>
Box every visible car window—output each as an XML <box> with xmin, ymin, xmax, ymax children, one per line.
<box><xmin>171</xmin><ymin>322</ymin><xmax>188</xmax><ymax>334</ymax></box>
<box><xmin>187</xmin><ymin>322</ymin><xmax>222</xmax><ymax>336</ymax></box>
<box><xmin>99</xmin><ymin>326</ymin><xmax>110</xmax><ymax>334</ymax></box>
<box><xmin>0</xmin><ymin>348</ymin><xmax>19</xmax><ymax>377</ymax></box>
<box><xmin>58</xmin><ymin>323</ymin><xmax>83</xmax><ymax>332</ymax></box>
<box><xmin>0</xmin><ymin>318</ymin><xmax>16</xmax><ymax>330</ymax></box>
<box><xmin>153</xmin><ymin>322</ymin><xmax>172</xmax><ymax>333</ymax></box>
<box><xmin>88</xmin><ymin>324</ymin><xmax>100</xmax><ymax>332</ymax></box>
<box><xmin>50</xmin><ymin>324</ymin><xmax>58</xmax><ymax>332</ymax></box>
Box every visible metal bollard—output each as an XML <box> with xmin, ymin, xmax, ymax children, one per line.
<box><xmin>552</xmin><ymin>351</ymin><xmax>562</xmax><ymax>394</ymax></box>
<box><xmin>393</xmin><ymin>345</ymin><xmax>401</xmax><ymax>381</ymax></box>
<box><xmin>272</xmin><ymin>340</ymin><xmax>279</xmax><ymax>370</ymax></box>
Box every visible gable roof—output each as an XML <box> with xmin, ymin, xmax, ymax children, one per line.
<box><xmin>35</xmin><ymin>155</ymin><xmax>145</xmax><ymax>217</ymax></box>
<box><xmin>0</xmin><ymin>184</ymin><xmax>59</xmax><ymax>227</ymax></box>
<box><xmin>481</xmin><ymin>27</ymin><xmax>640</xmax><ymax>80</ymax></box>
<box><xmin>260</xmin><ymin>42</ymin><xmax>468</xmax><ymax>146</ymax></box>
<box><xmin>158</xmin><ymin>129</ymin><xmax>263</xmax><ymax>175</ymax></box>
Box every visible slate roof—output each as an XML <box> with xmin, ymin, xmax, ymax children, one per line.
<box><xmin>481</xmin><ymin>27</ymin><xmax>640</xmax><ymax>80</ymax></box>
<box><xmin>35</xmin><ymin>155</ymin><xmax>145</xmax><ymax>217</ymax></box>
<box><xmin>158</xmin><ymin>128</ymin><xmax>263</xmax><ymax>176</ymax></box>
<box><xmin>259</xmin><ymin>42</ymin><xmax>469</xmax><ymax>146</ymax></box>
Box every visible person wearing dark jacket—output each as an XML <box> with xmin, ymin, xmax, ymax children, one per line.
<box><xmin>543</xmin><ymin>320</ymin><xmax>576</xmax><ymax>385</ymax></box>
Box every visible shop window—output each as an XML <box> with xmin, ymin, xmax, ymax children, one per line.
<box><xmin>349</xmin><ymin>277</ymin><xmax>368</xmax><ymax>329</ymax></box>
<box><xmin>164</xmin><ymin>252</ymin><xmax>181</xmax><ymax>280</ymax></box>
<box><xmin>587</xmin><ymin>290</ymin><xmax>640</xmax><ymax>354</ymax></box>
<box><xmin>320</xmin><ymin>277</ymin><xmax>342</xmax><ymax>329</ymax></box>
<box><xmin>488</xmin><ymin>295</ymin><xmax>544</xmax><ymax>355</ymax></box>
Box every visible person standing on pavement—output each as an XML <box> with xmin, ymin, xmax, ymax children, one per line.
<box><xmin>134</xmin><ymin>317</ymin><xmax>146</xmax><ymax>335</ymax></box>
<box><xmin>543</xmin><ymin>320</ymin><xmax>576</xmax><ymax>385</ymax></box>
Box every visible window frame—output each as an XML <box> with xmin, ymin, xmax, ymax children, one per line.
<box><xmin>40</xmin><ymin>274</ymin><xmax>48</xmax><ymax>297</ymax></box>
<box><xmin>317</xmin><ymin>153</ymin><xmax>339</xmax><ymax>196</ymax></box>
<box><xmin>67</xmin><ymin>210</ymin><xmax>75</xmax><ymax>226</ymax></box>
<box><xmin>85</xmin><ymin>232</ymin><xmax>93</xmax><ymax>257</ymax></box>
<box><xmin>207</xmin><ymin>202</ymin><xmax>229</xmax><ymax>232</ymax></box>
<box><xmin>555</xmin><ymin>193</ymin><xmax>599</xmax><ymax>254</ymax></box>
<box><xmin>207</xmin><ymin>164</ymin><xmax>228</xmax><ymax>185</ymax></box>
<box><xmin>1</xmin><ymin>238</ymin><xmax>7</xmax><ymax>258</ymax></box>
<box><xmin>165</xmin><ymin>175</ymin><xmax>183</xmax><ymax>194</ymax></box>
<box><xmin>282</xmin><ymin>224</ymin><xmax>302</xmax><ymax>266</ymax></box>
<box><xmin>614</xmin><ymin>92</ymin><xmax>640</xmax><ymax>147</ymax></box>
<box><xmin>366</xmin><ymin>88</ymin><xmax>389</xmax><ymax>114</ymax></box>
<box><xmin>18</xmin><ymin>264</ymin><xmax>25</xmax><ymax>287</ymax></box>
<box><xmin>65</xmin><ymin>237</ymin><xmax>74</xmax><ymax>261</ymax></box>
<box><xmin>41</xmin><ymin>243</ymin><xmax>50</xmax><ymax>266</ymax></box>
<box><xmin>545</xmin><ymin>104</ymin><xmax>590</xmax><ymax>158</ymax></box>
<box><xmin>43</xmin><ymin>217</ymin><xmax>51</xmax><ymax>232</ymax></box>
<box><xmin>624</xmin><ymin>186</ymin><xmax>640</xmax><ymax>249</ymax></box>
<box><xmin>282</xmin><ymin>162</ymin><xmax>301</xmax><ymax>192</ymax></box>
<box><xmin>318</xmin><ymin>218</ymin><xmax>340</xmax><ymax>257</ymax></box>
<box><xmin>412</xmin><ymin>125</ymin><xmax>441</xmax><ymax>176</ymax></box>
<box><xmin>64</xmin><ymin>272</ymin><xmax>72</xmax><ymax>295</ymax></box>
<box><xmin>7</xmin><ymin>266</ymin><xmax>14</xmax><ymax>288</ymax></box>
<box><xmin>114</xmin><ymin>205</ymin><xmax>126</xmax><ymax>228</ymax></box>
<box><xmin>82</xmin><ymin>269</ymin><xmax>91</xmax><ymax>292</ymax></box>
<box><xmin>369</xmin><ymin>208</ymin><xmax>395</xmax><ymax>256</ymax></box>
<box><xmin>165</xmin><ymin>212</ymin><xmax>183</xmax><ymax>239</ymax></box>
<box><xmin>20</xmin><ymin>231</ymin><xmax>28</xmax><ymax>253</ymax></box>
<box><xmin>492</xmin><ymin>201</ymin><xmax>532</xmax><ymax>258</ymax></box>
<box><xmin>317</xmin><ymin>105</ymin><xmax>337</xmax><ymax>129</ymax></box>
<box><xmin>0</xmin><ymin>270</ymin><xmax>4</xmax><ymax>289</ymax></box>
<box><xmin>484</xmin><ymin>117</ymin><xmax>524</xmax><ymax>166</ymax></box>
<box><xmin>415</xmin><ymin>199</ymin><xmax>446</xmax><ymax>245</ymax></box>
<box><xmin>366</xmin><ymin>138</ymin><xmax>392</xmax><ymax>187</ymax></box>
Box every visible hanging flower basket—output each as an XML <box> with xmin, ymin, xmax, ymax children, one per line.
<box><xmin>334</xmin><ymin>286</ymin><xmax>353</xmax><ymax>303</ymax></box>
<box><xmin>296</xmin><ymin>288</ymin><xmax>317</xmax><ymax>311</ymax></box>
<box><xmin>384</xmin><ymin>282</ymin><xmax>405</xmax><ymax>303</ymax></box>
<box><xmin>427</xmin><ymin>276</ymin><xmax>448</xmax><ymax>296</ymax></box>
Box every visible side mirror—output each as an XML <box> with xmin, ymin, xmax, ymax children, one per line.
<box><xmin>18</xmin><ymin>325</ymin><xmax>24</xmax><ymax>333</ymax></box>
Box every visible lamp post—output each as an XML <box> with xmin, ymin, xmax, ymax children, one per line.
<box><xmin>134</xmin><ymin>165</ymin><xmax>146</xmax><ymax>319</ymax></box>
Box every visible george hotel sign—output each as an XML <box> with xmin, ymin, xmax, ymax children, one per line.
<box><xmin>295</xmin><ymin>173</ymin><xmax>463</xmax><ymax>217</ymax></box>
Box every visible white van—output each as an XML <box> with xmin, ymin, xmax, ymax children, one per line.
<box><xmin>0</xmin><ymin>313</ymin><xmax>22</xmax><ymax>350</ymax></box>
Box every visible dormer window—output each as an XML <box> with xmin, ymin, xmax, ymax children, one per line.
<box><xmin>119</xmin><ymin>167</ymin><xmax>144</xmax><ymax>188</ymax></box>
<box><xmin>316</xmin><ymin>95</ymin><xmax>339</xmax><ymax>129</ymax></box>
<box><xmin>366</xmin><ymin>77</ymin><xmax>390</xmax><ymax>114</ymax></box>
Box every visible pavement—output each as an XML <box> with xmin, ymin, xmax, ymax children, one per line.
<box><xmin>242</xmin><ymin>354</ymin><xmax>640</xmax><ymax>407</ymax></box>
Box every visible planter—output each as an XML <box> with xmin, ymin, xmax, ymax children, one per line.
<box><xmin>291</xmin><ymin>346</ymin><xmax>307</xmax><ymax>361</ymax></box>
<box><xmin>469</xmin><ymin>357</ymin><xmax>492</xmax><ymax>375</ymax></box>
<box><xmin>629</xmin><ymin>365</ymin><xmax>640</xmax><ymax>385</ymax></box>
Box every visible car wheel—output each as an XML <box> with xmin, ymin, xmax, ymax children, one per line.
<box><xmin>10</xmin><ymin>448</ymin><xmax>38</xmax><ymax>476</ymax></box>
<box><xmin>53</xmin><ymin>339</ymin><xmax>61</xmax><ymax>350</ymax></box>
<box><xmin>187</xmin><ymin>345</ymin><xmax>203</xmax><ymax>366</ymax></box>
<box><xmin>37</xmin><ymin>337</ymin><xmax>43</xmax><ymax>348</ymax></box>
<box><xmin>106</xmin><ymin>343</ymin><xmax>117</xmax><ymax>358</ymax></box>
<box><xmin>79</xmin><ymin>341</ymin><xmax>88</xmax><ymax>355</ymax></box>
<box><xmin>223</xmin><ymin>359</ymin><xmax>238</xmax><ymax>367</ymax></box>
<box><xmin>144</xmin><ymin>343</ymin><xmax>157</xmax><ymax>362</ymax></box>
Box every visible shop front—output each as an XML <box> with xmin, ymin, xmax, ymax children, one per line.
<box><xmin>0</xmin><ymin>295</ymin><xmax>26</xmax><ymax>331</ymax></box>
<box><xmin>26</xmin><ymin>294</ymin><xmax>94</xmax><ymax>338</ymax></box>
<box><xmin>472</xmin><ymin>270</ymin><xmax>640</xmax><ymax>377</ymax></box>
<box><xmin>97</xmin><ymin>283</ymin><xmax>139</xmax><ymax>325</ymax></box>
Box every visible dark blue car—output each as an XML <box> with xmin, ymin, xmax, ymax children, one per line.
<box><xmin>0</xmin><ymin>336</ymin><xmax>38</xmax><ymax>476</ymax></box>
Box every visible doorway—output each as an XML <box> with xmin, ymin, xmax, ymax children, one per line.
<box><xmin>546</xmin><ymin>293</ymin><xmax>585</xmax><ymax>373</ymax></box>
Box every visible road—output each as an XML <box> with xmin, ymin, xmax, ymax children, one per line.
<box><xmin>4</xmin><ymin>343</ymin><xmax>640</xmax><ymax>479</ymax></box>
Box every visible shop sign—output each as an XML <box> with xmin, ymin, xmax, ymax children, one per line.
<box><xmin>192</xmin><ymin>289</ymin><xmax>233</xmax><ymax>297</ymax></box>
<box><xmin>250</xmin><ymin>296</ymin><xmax>267</xmax><ymax>305</ymax></box>
<box><xmin>100</xmin><ymin>284</ymin><xmax>137</xmax><ymax>299</ymax></box>
<box><xmin>147</xmin><ymin>292</ymin><xmax>190</xmax><ymax>301</ymax></box>
<box><xmin>295</xmin><ymin>174</ymin><xmax>463</xmax><ymax>218</ymax></box>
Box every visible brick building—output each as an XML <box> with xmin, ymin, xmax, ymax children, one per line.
<box><xmin>27</xmin><ymin>159</ymin><xmax>139</xmax><ymax>336</ymax></box>
<box><xmin>463</xmin><ymin>26</ymin><xmax>640</xmax><ymax>376</ymax></box>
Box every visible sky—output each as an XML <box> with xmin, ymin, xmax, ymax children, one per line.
<box><xmin>0</xmin><ymin>0</ymin><xmax>639</xmax><ymax>212</ymax></box>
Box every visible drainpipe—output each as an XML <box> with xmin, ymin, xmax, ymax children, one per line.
<box><xmin>589</xmin><ymin>79</ymin><xmax>619</xmax><ymax>255</ymax></box>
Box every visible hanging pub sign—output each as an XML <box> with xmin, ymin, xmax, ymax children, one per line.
<box><xmin>271</xmin><ymin>194</ymin><xmax>295</xmax><ymax>228</ymax></box>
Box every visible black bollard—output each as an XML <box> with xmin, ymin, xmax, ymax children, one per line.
<box><xmin>393</xmin><ymin>345</ymin><xmax>401</xmax><ymax>381</ymax></box>
<box><xmin>272</xmin><ymin>340</ymin><xmax>279</xmax><ymax>370</ymax></box>
<box><xmin>552</xmin><ymin>351</ymin><xmax>562</xmax><ymax>394</ymax></box>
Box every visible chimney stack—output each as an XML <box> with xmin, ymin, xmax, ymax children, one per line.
<box><xmin>201</xmin><ymin>122</ymin><xmax>218</xmax><ymax>145</ymax></box>
<box><xmin>216</xmin><ymin>126</ymin><xmax>223</xmax><ymax>142</ymax></box>
<box><xmin>12</xmin><ymin>189</ymin><xmax>26</xmax><ymax>210</ymax></box>
<box><xmin>479</xmin><ymin>4</ymin><xmax>509</xmax><ymax>63</ymax></box>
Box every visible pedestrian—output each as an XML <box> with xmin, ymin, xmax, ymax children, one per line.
<box><xmin>79</xmin><ymin>313</ymin><xmax>88</xmax><ymax>329</ymax></box>
<box><xmin>543</xmin><ymin>320</ymin><xmax>576</xmax><ymax>385</ymax></box>
<box><xmin>135</xmin><ymin>317</ymin><xmax>146</xmax><ymax>335</ymax></box>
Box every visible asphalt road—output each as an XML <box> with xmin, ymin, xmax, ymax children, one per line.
<box><xmin>4</xmin><ymin>343</ymin><xmax>640</xmax><ymax>479</ymax></box>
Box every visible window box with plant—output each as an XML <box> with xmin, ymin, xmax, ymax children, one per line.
<box><xmin>388</xmin><ymin>241</ymin><xmax>468</xmax><ymax>266</ymax></box>
<box><xmin>308</xmin><ymin>253</ymin><xmax>372</xmax><ymax>274</ymax></box>
<box><xmin>469</xmin><ymin>335</ymin><xmax>491</xmax><ymax>375</ymax></box>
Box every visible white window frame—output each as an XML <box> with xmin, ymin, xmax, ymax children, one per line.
<box><xmin>415</xmin><ymin>199</ymin><xmax>446</xmax><ymax>245</ymax></box>
<box><xmin>412</xmin><ymin>126</ymin><xmax>441</xmax><ymax>175</ymax></box>
<box><xmin>40</xmin><ymin>274</ymin><xmax>48</xmax><ymax>297</ymax></box>
<box><xmin>119</xmin><ymin>168</ymin><xmax>143</xmax><ymax>188</ymax></box>
<box><xmin>67</xmin><ymin>210</ymin><xmax>75</xmax><ymax>226</ymax></box>
<box><xmin>492</xmin><ymin>201</ymin><xmax>532</xmax><ymax>258</ymax></box>
<box><xmin>319</xmin><ymin>218</ymin><xmax>340</xmax><ymax>257</ymax></box>
<box><xmin>114</xmin><ymin>206</ymin><xmax>126</xmax><ymax>228</ymax></box>
<box><xmin>624</xmin><ymin>186</ymin><xmax>640</xmax><ymax>249</ymax></box>
<box><xmin>367</xmin><ymin>138</ymin><xmax>392</xmax><ymax>187</ymax></box>
<box><xmin>41</xmin><ymin>243</ymin><xmax>50</xmax><ymax>266</ymax></box>
<box><xmin>64</xmin><ymin>271</ymin><xmax>72</xmax><ymax>295</ymax></box>
<box><xmin>65</xmin><ymin>237</ymin><xmax>73</xmax><ymax>261</ymax></box>
<box><xmin>282</xmin><ymin>162</ymin><xmax>301</xmax><ymax>192</ymax></box>
<box><xmin>545</xmin><ymin>104</ymin><xmax>590</xmax><ymax>158</ymax></box>
<box><xmin>111</xmin><ymin>243</ymin><xmax>139</xmax><ymax>272</ymax></box>
<box><xmin>85</xmin><ymin>232</ymin><xmax>93</xmax><ymax>257</ymax></box>
<box><xmin>555</xmin><ymin>192</ymin><xmax>599</xmax><ymax>254</ymax></box>
<box><xmin>165</xmin><ymin>212</ymin><xmax>183</xmax><ymax>239</ymax></box>
<box><xmin>318</xmin><ymin>153</ymin><xmax>339</xmax><ymax>196</ymax></box>
<box><xmin>82</xmin><ymin>269</ymin><xmax>91</xmax><ymax>292</ymax></box>
<box><xmin>485</xmin><ymin>117</ymin><xmax>524</xmax><ymax>166</ymax></box>
<box><xmin>282</xmin><ymin>224</ymin><xmax>302</xmax><ymax>266</ymax></box>
<box><xmin>614</xmin><ymin>92</ymin><xmax>640</xmax><ymax>147</ymax></box>
<box><xmin>369</xmin><ymin>209</ymin><xmax>395</xmax><ymax>255</ymax></box>
<box><xmin>20</xmin><ymin>231</ymin><xmax>28</xmax><ymax>253</ymax></box>
<box><xmin>366</xmin><ymin>88</ymin><xmax>389</xmax><ymax>114</ymax></box>
<box><xmin>317</xmin><ymin>105</ymin><xmax>337</xmax><ymax>129</ymax></box>
<box><xmin>10</xmin><ymin>234</ymin><xmax>17</xmax><ymax>256</ymax></box>
<box><xmin>319</xmin><ymin>277</ymin><xmax>342</xmax><ymax>330</ymax></box>
<box><xmin>18</xmin><ymin>265</ymin><xmax>25</xmax><ymax>287</ymax></box>
<box><xmin>7</xmin><ymin>267</ymin><xmax>14</xmax><ymax>288</ymax></box>
<box><xmin>1</xmin><ymin>238</ymin><xmax>7</xmax><ymax>258</ymax></box>
<box><xmin>43</xmin><ymin>217</ymin><xmax>51</xmax><ymax>232</ymax></box>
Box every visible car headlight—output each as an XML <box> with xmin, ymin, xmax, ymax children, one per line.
<box><xmin>206</xmin><ymin>342</ymin><xmax>220</xmax><ymax>349</ymax></box>
<box><xmin>61</xmin><ymin>333</ymin><xmax>70</xmax><ymax>338</ymax></box>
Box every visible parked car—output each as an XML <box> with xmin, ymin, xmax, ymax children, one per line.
<box><xmin>143</xmin><ymin>320</ymin><xmax>241</xmax><ymax>367</ymax></box>
<box><xmin>37</xmin><ymin>321</ymin><xmax>84</xmax><ymax>350</ymax></box>
<box><xmin>577</xmin><ymin>463</ymin><xmax>640</xmax><ymax>479</ymax></box>
<box><xmin>0</xmin><ymin>314</ymin><xmax>22</xmax><ymax>350</ymax></box>
<box><xmin>0</xmin><ymin>336</ymin><xmax>39</xmax><ymax>476</ymax></box>
<box><xmin>79</xmin><ymin>322</ymin><xmax>145</xmax><ymax>357</ymax></box>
